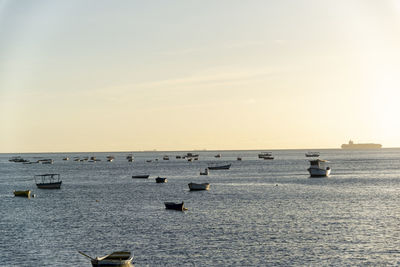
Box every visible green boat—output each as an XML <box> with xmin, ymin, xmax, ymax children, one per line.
<box><xmin>13</xmin><ymin>190</ymin><xmax>31</xmax><ymax>198</ymax></box>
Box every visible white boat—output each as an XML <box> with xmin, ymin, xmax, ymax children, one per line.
<box><xmin>188</xmin><ymin>182</ymin><xmax>210</xmax><ymax>191</ymax></box>
<box><xmin>163</xmin><ymin>155</ymin><xmax>169</xmax><ymax>160</ymax></box>
<box><xmin>307</xmin><ymin>159</ymin><xmax>331</xmax><ymax>177</ymax></box>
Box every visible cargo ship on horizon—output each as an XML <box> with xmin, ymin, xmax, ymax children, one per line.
<box><xmin>341</xmin><ymin>140</ymin><xmax>382</xmax><ymax>149</ymax></box>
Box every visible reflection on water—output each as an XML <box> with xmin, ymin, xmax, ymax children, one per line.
<box><xmin>1</xmin><ymin>149</ymin><xmax>400</xmax><ymax>266</ymax></box>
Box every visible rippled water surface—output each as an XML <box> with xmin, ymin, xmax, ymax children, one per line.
<box><xmin>1</xmin><ymin>149</ymin><xmax>400</xmax><ymax>266</ymax></box>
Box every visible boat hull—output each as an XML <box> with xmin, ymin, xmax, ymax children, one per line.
<box><xmin>91</xmin><ymin>251</ymin><xmax>134</xmax><ymax>267</ymax></box>
<box><xmin>308</xmin><ymin>168</ymin><xmax>331</xmax><ymax>177</ymax></box>
<box><xmin>164</xmin><ymin>202</ymin><xmax>187</xmax><ymax>211</ymax></box>
<box><xmin>188</xmin><ymin>183</ymin><xmax>210</xmax><ymax>191</ymax></box>
<box><xmin>207</xmin><ymin>164</ymin><xmax>231</xmax><ymax>170</ymax></box>
<box><xmin>36</xmin><ymin>181</ymin><xmax>62</xmax><ymax>189</ymax></box>
<box><xmin>131</xmin><ymin>175</ymin><xmax>149</xmax><ymax>179</ymax></box>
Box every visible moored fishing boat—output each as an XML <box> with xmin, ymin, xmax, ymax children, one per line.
<box><xmin>188</xmin><ymin>182</ymin><xmax>210</xmax><ymax>191</ymax></box>
<box><xmin>164</xmin><ymin>201</ymin><xmax>187</xmax><ymax>211</ymax></box>
<box><xmin>308</xmin><ymin>159</ymin><xmax>331</xmax><ymax>177</ymax></box>
<box><xmin>79</xmin><ymin>251</ymin><xmax>134</xmax><ymax>267</ymax></box>
<box><xmin>35</xmin><ymin>174</ymin><xmax>62</xmax><ymax>189</ymax></box>
<box><xmin>13</xmin><ymin>190</ymin><xmax>31</xmax><ymax>198</ymax></box>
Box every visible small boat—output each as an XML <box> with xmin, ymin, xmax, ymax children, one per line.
<box><xmin>146</xmin><ymin>160</ymin><xmax>152</xmax><ymax>163</ymax></box>
<box><xmin>164</xmin><ymin>201</ymin><xmax>187</xmax><ymax>211</ymax></box>
<box><xmin>188</xmin><ymin>182</ymin><xmax>210</xmax><ymax>191</ymax></box>
<box><xmin>131</xmin><ymin>175</ymin><xmax>149</xmax><ymax>179</ymax></box>
<box><xmin>13</xmin><ymin>190</ymin><xmax>31</xmax><ymax>198</ymax></box>
<box><xmin>305</xmin><ymin>152</ymin><xmax>320</xmax><ymax>157</ymax></box>
<box><xmin>163</xmin><ymin>155</ymin><xmax>169</xmax><ymax>160</ymax></box>
<box><xmin>200</xmin><ymin>168</ymin><xmax>209</xmax><ymax>175</ymax></box>
<box><xmin>155</xmin><ymin>177</ymin><xmax>167</xmax><ymax>183</ymax></box>
<box><xmin>35</xmin><ymin>174</ymin><xmax>62</xmax><ymax>189</ymax></box>
<box><xmin>126</xmin><ymin>154</ymin><xmax>134</xmax><ymax>162</ymax></box>
<box><xmin>106</xmin><ymin>156</ymin><xmax>115</xmax><ymax>162</ymax></box>
<box><xmin>63</xmin><ymin>157</ymin><xmax>69</xmax><ymax>161</ymax></box>
<box><xmin>214</xmin><ymin>154</ymin><xmax>221</xmax><ymax>158</ymax></box>
<box><xmin>263</xmin><ymin>156</ymin><xmax>274</xmax><ymax>160</ymax></box>
<box><xmin>237</xmin><ymin>157</ymin><xmax>242</xmax><ymax>161</ymax></box>
<box><xmin>176</xmin><ymin>155</ymin><xmax>181</xmax><ymax>159</ymax></box>
<box><xmin>79</xmin><ymin>251</ymin><xmax>134</xmax><ymax>267</ymax></box>
<box><xmin>308</xmin><ymin>159</ymin><xmax>331</xmax><ymax>177</ymax></box>
<box><xmin>207</xmin><ymin>163</ymin><xmax>231</xmax><ymax>170</ymax></box>
<box><xmin>258</xmin><ymin>152</ymin><xmax>272</xmax><ymax>159</ymax></box>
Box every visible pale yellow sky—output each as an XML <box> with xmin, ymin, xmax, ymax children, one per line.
<box><xmin>1</xmin><ymin>0</ymin><xmax>400</xmax><ymax>152</ymax></box>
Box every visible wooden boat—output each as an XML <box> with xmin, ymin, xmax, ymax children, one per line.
<box><xmin>155</xmin><ymin>177</ymin><xmax>167</xmax><ymax>183</ymax></box>
<box><xmin>164</xmin><ymin>201</ymin><xmax>188</xmax><ymax>211</ymax></box>
<box><xmin>188</xmin><ymin>182</ymin><xmax>210</xmax><ymax>191</ymax></box>
<box><xmin>131</xmin><ymin>175</ymin><xmax>149</xmax><ymax>179</ymax></box>
<box><xmin>308</xmin><ymin>159</ymin><xmax>331</xmax><ymax>177</ymax></box>
<box><xmin>200</xmin><ymin>168</ymin><xmax>209</xmax><ymax>175</ymax></box>
<box><xmin>13</xmin><ymin>190</ymin><xmax>31</xmax><ymax>198</ymax></box>
<box><xmin>207</xmin><ymin>163</ymin><xmax>231</xmax><ymax>170</ymax></box>
<box><xmin>79</xmin><ymin>251</ymin><xmax>134</xmax><ymax>267</ymax></box>
<box><xmin>35</xmin><ymin>174</ymin><xmax>62</xmax><ymax>189</ymax></box>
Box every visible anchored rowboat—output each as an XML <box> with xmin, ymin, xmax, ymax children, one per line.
<box><xmin>13</xmin><ymin>190</ymin><xmax>31</xmax><ymax>198</ymax></box>
<box><xmin>164</xmin><ymin>202</ymin><xmax>188</xmax><ymax>211</ymax></box>
<box><xmin>79</xmin><ymin>251</ymin><xmax>134</xmax><ymax>267</ymax></box>
<box><xmin>188</xmin><ymin>183</ymin><xmax>210</xmax><ymax>191</ymax></box>
<box><xmin>207</xmin><ymin>164</ymin><xmax>231</xmax><ymax>170</ymax></box>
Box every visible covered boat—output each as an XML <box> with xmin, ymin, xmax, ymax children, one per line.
<box><xmin>79</xmin><ymin>251</ymin><xmax>134</xmax><ymax>267</ymax></box>
<box><xmin>188</xmin><ymin>182</ymin><xmax>210</xmax><ymax>191</ymax></box>
<box><xmin>308</xmin><ymin>159</ymin><xmax>331</xmax><ymax>177</ymax></box>
<box><xmin>35</xmin><ymin>174</ymin><xmax>62</xmax><ymax>189</ymax></box>
<box><xmin>155</xmin><ymin>177</ymin><xmax>167</xmax><ymax>183</ymax></box>
<box><xmin>164</xmin><ymin>201</ymin><xmax>187</xmax><ymax>211</ymax></box>
<box><xmin>207</xmin><ymin>163</ymin><xmax>231</xmax><ymax>170</ymax></box>
<box><xmin>13</xmin><ymin>190</ymin><xmax>31</xmax><ymax>198</ymax></box>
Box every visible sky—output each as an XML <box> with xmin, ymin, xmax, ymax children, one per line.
<box><xmin>1</xmin><ymin>0</ymin><xmax>400</xmax><ymax>153</ymax></box>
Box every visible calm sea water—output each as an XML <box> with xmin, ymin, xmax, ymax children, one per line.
<box><xmin>1</xmin><ymin>149</ymin><xmax>400</xmax><ymax>266</ymax></box>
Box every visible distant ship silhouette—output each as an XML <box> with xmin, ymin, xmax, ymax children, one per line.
<box><xmin>341</xmin><ymin>140</ymin><xmax>382</xmax><ymax>149</ymax></box>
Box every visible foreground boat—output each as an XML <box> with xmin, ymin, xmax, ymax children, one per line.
<box><xmin>207</xmin><ymin>164</ymin><xmax>231</xmax><ymax>170</ymax></box>
<box><xmin>164</xmin><ymin>201</ymin><xmax>188</xmax><ymax>211</ymax></box>
<box><xmin>131</xmin><ymin>175</ymin><xmax>149</xmax><ymax>179</ymax></box>
<box><xmin>35</xmin><ymin>174</ymin><xmax>62</xmax><ymax>189</ymax></box>
<box><xmin>188</xmin><ymin>182</ymin><xmax>210</xmax><ymax>191</ymax></box>
<box><xmin>13</xmin><ymin>190</ymin><xmax>31</xmax><ymax>198</ymax></box>
<box><xmin>308</xmin><ymin>159</ymin><xmax>331</xmax><ymax>177</ymax></box>
<box><xmin>155</xmin><ymin>177</ymin><xmax>167</xmax><ymax>183</ymax></box>
<box><xmin>79</xmin><ymin>251</ymin><xmax>134</xmax><ymax>267</ymax></box>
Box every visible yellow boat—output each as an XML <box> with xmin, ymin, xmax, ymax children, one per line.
<box><xmin>13</xmin><ymin>190</ymin><xmax>31</xmax><ymax>198</ymax></box>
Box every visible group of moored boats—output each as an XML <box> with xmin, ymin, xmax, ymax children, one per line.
<box><xmin>13</xmin><ymin>173</ymin><xmax>62</xmax><ymax>198</ymax></box>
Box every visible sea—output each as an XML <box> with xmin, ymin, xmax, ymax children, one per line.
<box><xmin>1</xmin><ymin>149</ymin><xmax>400</xmax><ymax>266</ymax></box>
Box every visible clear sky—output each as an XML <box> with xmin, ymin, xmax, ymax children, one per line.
<box><xmin>1</xmin><ymin>0</ymin><xmax>400</xmax><ymax>153</ymax></box>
